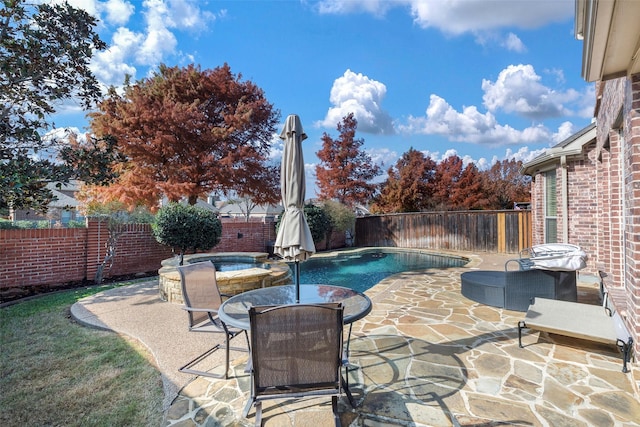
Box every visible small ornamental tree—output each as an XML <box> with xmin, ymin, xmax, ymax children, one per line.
<box><xmin>277</xmin><ymin>204</ymin><xmax>331</xmax><ymax>248</ymax></box>
<box><xmin>303</xmin><ymin>204</ymin><xmax>332</xmax><ymax>246</ymax></box>
<box><xmin>322</xmin><ymin>200</ymin><xmax>356</xmax><ymax>250</ymax></box>
<box><xmin>152</xmin><ymin>203</ymin><xmax>222</xmax><ymax>265</ymax></box>
<box><xmin>82</xmin><ymin>201</ymin><xmax>154</xmax><ymax>284</ymax></box>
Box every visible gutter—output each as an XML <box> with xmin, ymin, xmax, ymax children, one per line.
<box><xmin>561</xmin><ymin>155</ymin><xmax>569</xmax><ymax>243</ymax></box>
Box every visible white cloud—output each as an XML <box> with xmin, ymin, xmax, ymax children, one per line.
<box><xmin>504</xmin><ymin>146</ymin><xmax>546</xmax><ymax>164</ymax></box>
<box><xmin>90</xmin><ymin>27</ymin><xmax>141</xmax><ymax>86</ymax></box>
<box><xmin>400</xmin><ymin>94</ymin><xmax>553</xmax><ymax>146</ymax></box>
<box><xmin>482</xmin><ymin>64</ymin><xmax>576</xmax><ymax>119</ymax></box>
<box><xmin>576</xmin><ymin>84</ymin><xmax>597</xmax><ymax>119</ymax></box>
<box><xmin>408</xmin><ymin>0</ymin><xmax>572</xmax><ymax>34</ymax></box>
<box><xmin>268</xmin><ymin>133</ymin><xmax>284</xmax><ymax>161</ymax></box>
<box><xmin>103</xmin><ymin>0</ymin><xmax>135</xmax><ymax>26</ymax></box>
<box><xmin>368</xmin><ymin>147</ymin><xmax>397</xmax><ymax>169</ymax></box>
<box><xmin>315</xmin><ymin>0</ymin><xmax>397</xmax><ymax>16</ymax></box>
<box><xmin>317</xmin><ymin>70</ymin><xmax>394</xmax><ymax>135</ymax></box>
<box><xmin>166</xmin><ymin>0</ymin><xmax>216</xmax><ymax>30</ymax></box>
<box><xmin>503</xmin><ymin>32</ymin><xmax>526</xmax><ymax>53</ymax></box>
<box><xmin>81</xmin><ymin>0</ymin><xmax>220</xmax><ymax>89</ymax></box>
<box><xmin>316</xmin><ymin>0</ymin><xmax>572</xmax><ymax>50</ymax></box>
<box><xmin>474</xmin><ymin>156</ymin><xmax>490</xmax><ymax>170</ymax></box>
<box><xmin>138</xmin><ymin>0</ymin><xmax>177</xmax><ymax>65</ymax></box>
<box><xmin>553</xmin><ymin>121</ymin><xmax>577</xmax><ymax>144</ymax></box>
<box><xmin>398</xmin><ymin>65</ymin><xmax>594</xmax><ymax>146</ymax></box>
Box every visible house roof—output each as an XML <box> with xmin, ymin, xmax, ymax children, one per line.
<box><xmin>575</xmin><ymin>0</ymin><xmax>640</xmax><ymax>81</ymax></box>
<box><xmin>217</xmin><ymin>202</ymin><xmax>283</xmax><ymax>217</ymax></box>
<box><xmin>521</xmin><ymin>122</ymin><xmax>596</xmax><ymax>176</ymax></box>
<box><xmin>45</xmin><ymin>181</ymin><xmax>81</xmax><ymax>208</ymax></box>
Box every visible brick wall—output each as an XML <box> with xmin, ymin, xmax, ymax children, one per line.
<box><xmin>529</xmin><ymin>143</ymin><xmax>599</xmax><ymax>275</ymax></box>
<box><xmin>529</xmin><ymin>75</ymin><xmax>640</xmax><ymax>356</ymax></box>
<box><xmin>0</xmin><ymin>228</ymin><xmax>88</xmax><ymax>299</ymax></box>
<box><xmin>593</xmin><ymin>74</ymin><xmax>640</xmax><ymax>357</ymax></box>
<box><xmin>217</xmin><ymin>219</ymin><xmax>277</xmax><ymax>253</ymax></box>
<box><xmin>0</xmin><ymin>218</ymin><xmax>277</xmax><ymax>302</ymax></box>
<box><xmin>566</xmin><ymin>140</ymin><xmax>599</xmax><ymax>271</ymax></box>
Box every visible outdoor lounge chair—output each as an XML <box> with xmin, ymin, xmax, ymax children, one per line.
<box><xmin>518</xmin><ymin>294</ymin><xmax>633</xmax><ymax>372</ymax></box>
<box><xmin>242</xmin><ymin>303</ymin><xmax>352</xmax><ymax>427</ymax></box>
<box><xmin>178</xmin><ymin>260</ymin><xmax>248</xmax><ymax>379</ymax></box>
<box><xmin>461</xmin><ymin>268</ymin><xmax>577</xmax><ymax>312</ymax></box>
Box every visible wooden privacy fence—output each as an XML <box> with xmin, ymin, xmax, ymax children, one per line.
<box><xmin>355</xmin><ymin>210</ymin><xmax>532</xmax><ymax>254</ymax></box>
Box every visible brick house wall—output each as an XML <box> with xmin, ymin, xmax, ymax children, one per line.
<box><xmin>565</xmin><ymin>140</ymin><xmax>599</xmax><ymax>270</ymax></box>
<box><xmin>594</xmin><ymin>75</ymin><xmax>640</xmax><ymax>356</ymax></box>
<box><xmin>526</xmin><ymin>73</ymin><xmax>640</xmax><ymax>357</ymax></box>
<box><xmin>527</xmin><ymin>146</ymin><xmax>598</xmax><ymax>274</ymax></box>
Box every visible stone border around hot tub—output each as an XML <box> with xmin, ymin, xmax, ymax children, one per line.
<box><xmin>158</xmin><ymin>252</ymin><xmax>292</xmax><ymax>304</ymax></box>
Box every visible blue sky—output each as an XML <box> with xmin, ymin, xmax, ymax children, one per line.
<box><xmin>54</xmin><ymin>0</ymin><xmax>594</xmax><ymax>196</ymax></box>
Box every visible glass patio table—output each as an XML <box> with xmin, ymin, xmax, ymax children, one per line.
<box><xmin>220</xmin><ymin>284</ymin><xmax>371</xmax><ymax>409</ymax></box>
<box><xmin>219</xmin><ymin>284</ymin><xmax>372</xmax><ymax>331</ymax></box>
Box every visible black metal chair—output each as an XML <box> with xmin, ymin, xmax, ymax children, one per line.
<box><xmin>242</xmin><ymin>303</ymin><xmax>351</xmax><ymax>426</ymax></box>
<box><xmin>178</xmin><ymin>260</ymin><xmax>248</xmax><ymax>379</ymax></box>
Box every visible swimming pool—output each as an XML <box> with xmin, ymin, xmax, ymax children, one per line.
<box><xmin>294</xmin><ymin>249</ymin><xmax>468</xmax><ymax>293</ymax></box>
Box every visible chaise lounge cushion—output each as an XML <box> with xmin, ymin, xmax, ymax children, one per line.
<box><xmin>519</xmin><ymin>297</ymin><xmax>633</xmax><ymax>372</ymax></box>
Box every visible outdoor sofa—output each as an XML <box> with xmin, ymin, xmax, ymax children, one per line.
<box><xmin>461</xmin><ymin>269</ymin><xmax>577</xmax><ymax>312</ymax></box>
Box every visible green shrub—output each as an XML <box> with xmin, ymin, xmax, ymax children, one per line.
<box><xmin>303</xmin><ymin>204</ymin><xmax>332</xmax><ymax>244</ymax></box>
<box><xmin>275</xmin><ymin>204</ymin><xmax>333</xmax><ymax>246</ymax></box>
<box><xmin>0</xmin><ymin>219</ymin><xmax>18</xmax><ymax>229</ymax></box>
<box><xmin>67</xmin><ymin>220</ymin><xmax>86</xmax><ymax>228</ymax></box>
<box><xmin>0</xmin><ymin>220</ymin><xmax>53</xmax><ymax>229</ymax></box>
<box><xmin>127</xmin><ymin>206</ymin><xmax>154</xmax><ymax>223</ymax></box>
<box><xmin>152</xmin><ymin>203</ymin><xmax>222</xmax><ymax>265</ymax></box>
<box><xmin>321</xmin><ymin>200</ymin><xmax>356</xmax><ymax>249</ymax></box>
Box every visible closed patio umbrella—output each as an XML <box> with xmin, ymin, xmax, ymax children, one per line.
<box><xmin>274</xmin><ymin>114</ymin><xmax>316</xmax><ymax>302</ymax></box>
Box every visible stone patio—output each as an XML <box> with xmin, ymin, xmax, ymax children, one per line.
<box><xmin>161</xmin><ymin>253</ymin><xmax>640</xmax><ymax>426</ymax></box>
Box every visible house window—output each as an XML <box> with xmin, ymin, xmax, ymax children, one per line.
<box><xmin>61</xmin><ymin>210</ymin><xmax>72</xmax><ymax>226</ymax></box>
<box><xmin>544</xmin><ymin>171</ymin><xmax>557</xmax><ymax>243</ymax></box>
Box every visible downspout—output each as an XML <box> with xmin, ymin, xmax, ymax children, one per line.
<box><xmin>561</xmin><ymin>155</ymin><xmax>569</xmax><ymax>243</ymax></box>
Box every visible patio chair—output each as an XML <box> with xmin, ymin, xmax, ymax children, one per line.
<box><xmin>242</xmin><ymin>303</ymin><xmax>351</xmax><ymax>427</ymax></box>
<box><xmin>178</xmin><ymin>260</ymin><xmax>248</xmax><ymax>379</ymax></box>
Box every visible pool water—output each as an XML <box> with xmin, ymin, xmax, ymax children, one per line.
<box><xmin>294</xmin><ymin>250</ymin><xmax>467</xmax><ymax>293</ymax></box>
<box><xmin>214</xmin><ymin>262</ymin><xmax>270</xmax><ymax>272</ymax></box>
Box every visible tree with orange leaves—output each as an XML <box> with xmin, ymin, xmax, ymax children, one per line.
<box><xmin>84</xmin><ymin>63</ymin><xmax>280</xmax><ymax>209</ymax></box>
<box><xmin>370</xmin><ymin>148</ymin><xmax>436</xmax><ymax>213</ymax></box>
<box><xmin>450</xmin><ymin>163</ymin><xmax>486</xmax><ymax>210</ymax></box>
<box><xmin>482</xmin><ymin>158</ymin><xmax>531</xmax><ymax>209</ymax></box>
<box><xmin>315</xmin><ymin>113</ymin><xmax>381</xmax><ymax>207</ymax></box>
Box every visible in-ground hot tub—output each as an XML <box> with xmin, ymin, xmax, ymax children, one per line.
<box><xmin>158</xmin><ymin>252</ymin><xmax>292</xmax><ymax>304</ymax></box>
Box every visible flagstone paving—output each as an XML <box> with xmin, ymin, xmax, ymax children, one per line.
<box><xmin>162</xmin><ymin>253</ymin><xmax>640</xmax><ymax>426</ymax></box>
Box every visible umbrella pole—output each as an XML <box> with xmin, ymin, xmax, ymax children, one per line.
<box><xmin>295</xmin><ymin>260</ymin><xmax>300</xmax><ymax>303</ymax></box>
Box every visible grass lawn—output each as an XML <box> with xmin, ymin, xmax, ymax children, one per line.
<box><xmin>0</xmin><ymin>283</ymin><xmax>164</xmax><ymax>426</ymax></box>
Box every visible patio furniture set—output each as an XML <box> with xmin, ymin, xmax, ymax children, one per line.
<box><xmin>461</xmin><ymin>243</ymin><xmax>586</xmax><ymax>311</ymax></box>
<box><xmin>176</xmin><ymin>243</ymin><xmax>632</xmax><ymax>425</ymax></box>
<box><xmin>461</xmin><ymin>243</ymin><xmax>632</xmax><ymax>372</ymax></box>
<box><xmin>177</xmin><ymin>260</ymin><xmax>371</xmax><ymax>426</ymax></box>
